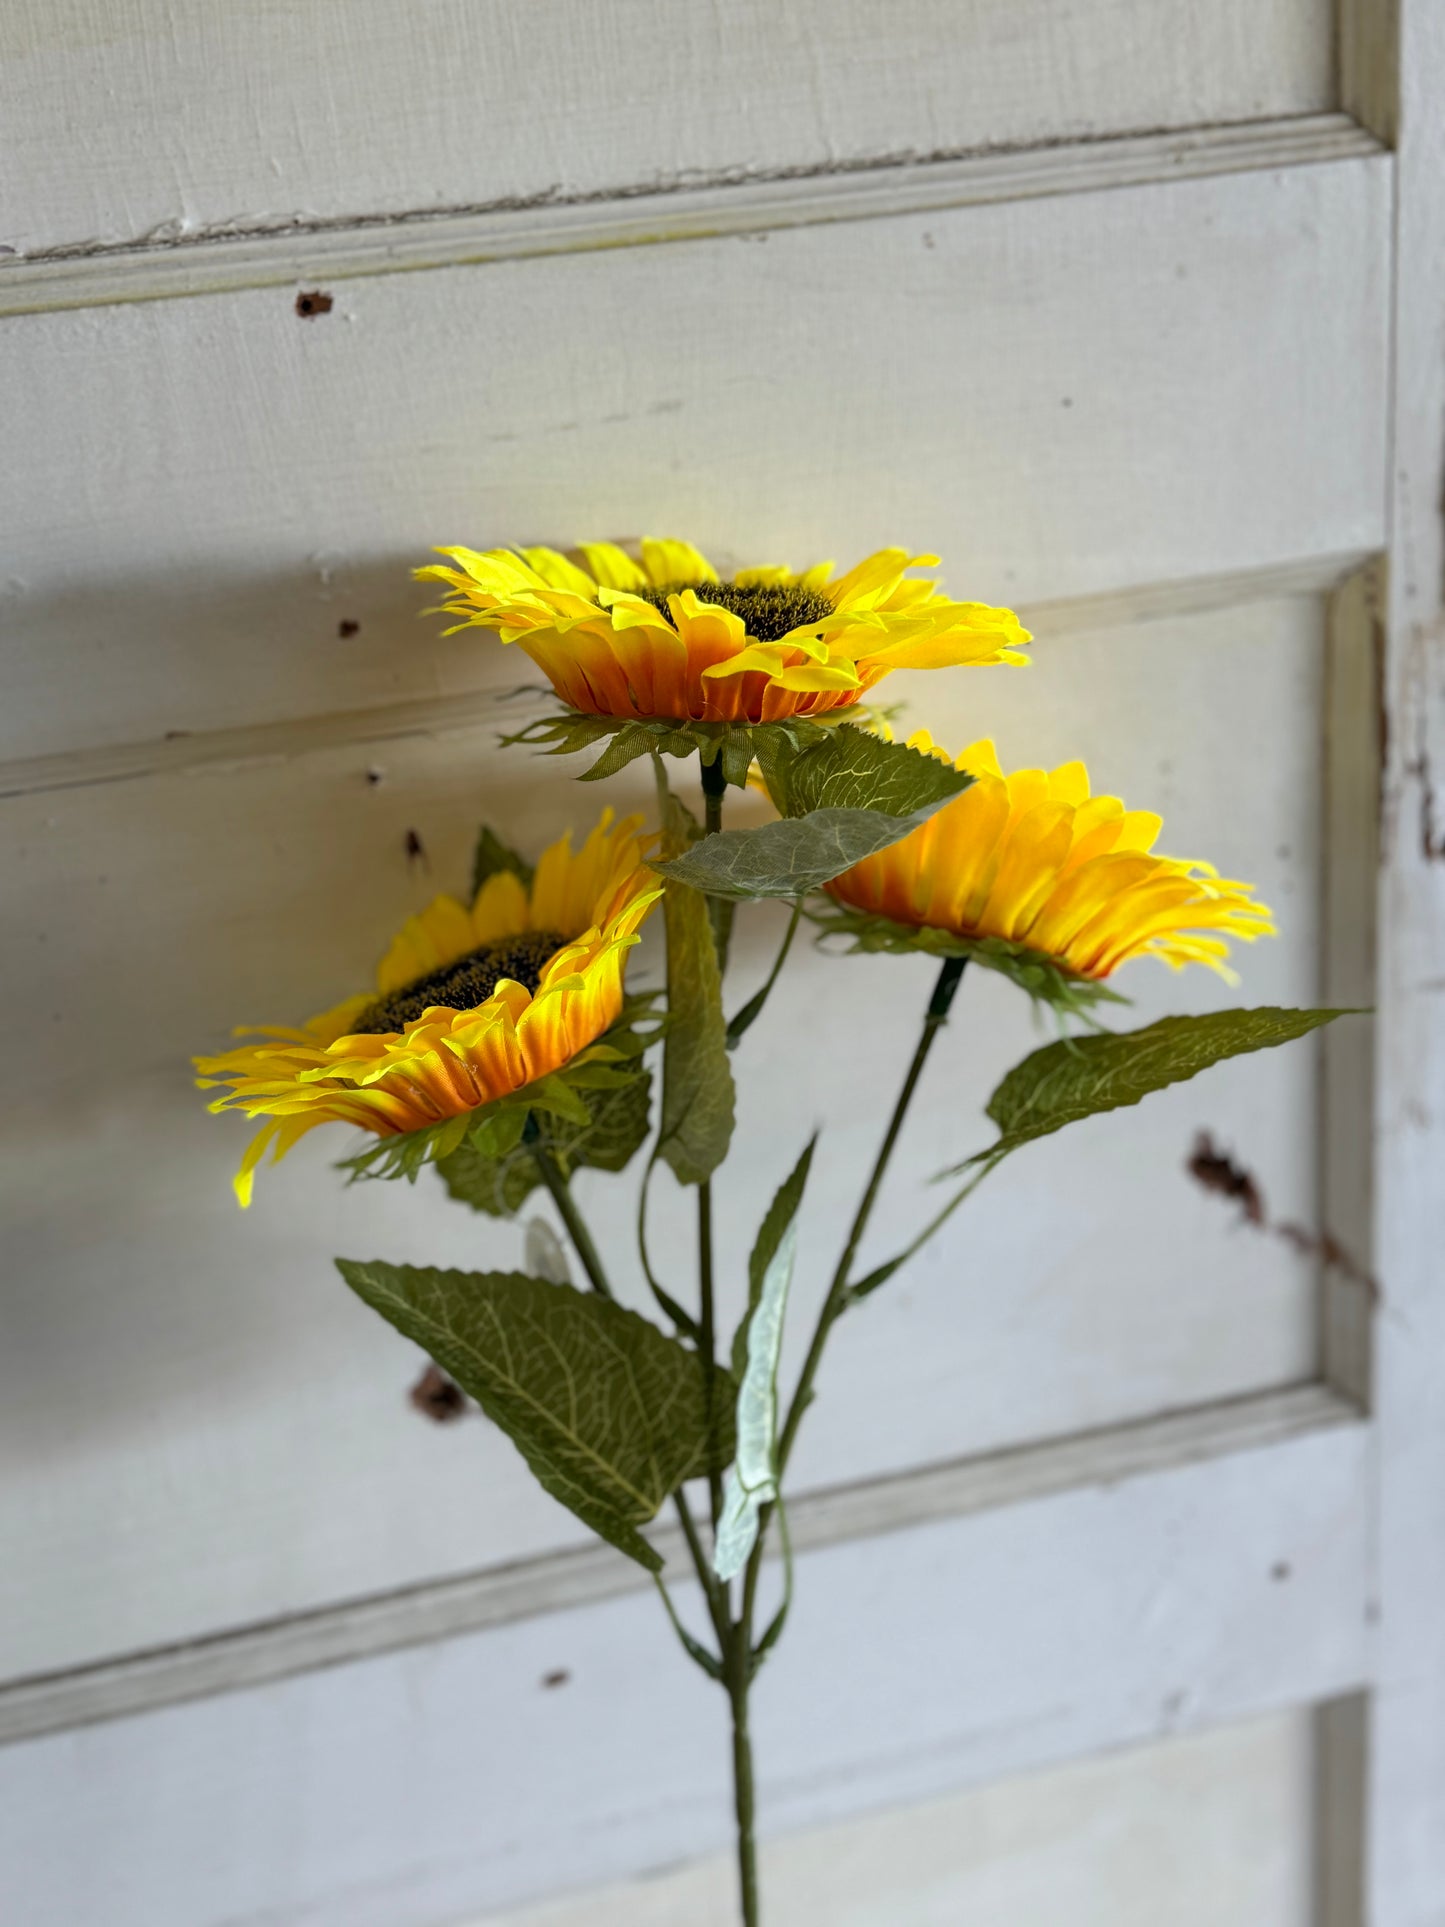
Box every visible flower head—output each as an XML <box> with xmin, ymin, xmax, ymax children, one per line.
<box><xmin>196</xmin><ymin>811</ymin><xmax>661</xmax><ymax>1204</ymax></box>
<box><xmin>417</xmin><ymin>538</ymin><xmax>1028</xmax><ymax>725</ymax></box>
<box><xmin>825</xmin><ymin>734</ymin><xmax>1274</xmax><ymax>985</ymax></box>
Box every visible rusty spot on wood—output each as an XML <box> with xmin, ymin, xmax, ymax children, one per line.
<box><xmin>295</xmin><ymin>289</ymin><xmax>333</xmax><ymax>318</ymax></box>
<box><xmin>1186</xmin><ymin>1133</ymin><xmax>1263</xmax><ymax>1223</ymax></box>
<box><xmin>365</xmin><ymin>766</ymin><xmax>385</xmax><ymax>787</ymax></box>
<box><xmin>541</xmin><ymin>1668</ymin><xmax>571</xmax><ymax>1689</ymax></box>
<box><xmin>338</xmin><ymin>618</ymin><xmax>360</xmax><ymax>638</ymax></box>
<box><xmin>405</xmin><ymin>827</ymin><xmax>429</xmax><ymax>871</ymax></box>
<box><xmin>1188</xmin><ymin>1131</ymin><xmax>1380</xmax><ymax>1300</ymax></box>
<box><xmin>409</xmin><ymin>1363</ymin><xmax>468</xmax><ymax>1421</ymax></box>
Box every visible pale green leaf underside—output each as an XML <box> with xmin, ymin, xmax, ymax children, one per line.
<box><xmin>714</xmin><ymin>1141</ymin><xmax>813</xmax><ymax>1581</ymax></box>
<box><xmin>657</xmin><ymin>726</ymin><xmax>975</xmax><ymax>901</ymax></box>
<box><xmin>977</xmin><ymin>1006</ymin><xmax>1358</xmax><ymax>1161</ymax></box>
<box><xmin>654</xmin><ymin>807</ymin><xmax>943</xmax><ymax>901</ymax></box>
<box><xmin>337</xmin><ymin>1260</ymin><xmax>733</xmax><ymax>1571</ymax></box>
<box><xmin>714</xmin><ymin>1217</ymin><xmax>798</xmax><ymax>1583</ymax></box>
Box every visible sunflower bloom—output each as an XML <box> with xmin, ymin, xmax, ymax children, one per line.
<box><xmin>827</xmin><ymin>735</ymin><xmax>1275</xmax><ymax>981</ymax></box>
<box><xmin>417</xmin><ymin>537</ymin><xmax>1029</xmax><ymax>725</ymax></box>
<box><xmin>196</xmin><ymin>812</ymin><xmax>662</xmax><ymax>1204</ymax></box>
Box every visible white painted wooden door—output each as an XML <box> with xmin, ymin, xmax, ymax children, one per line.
<box><xmin>1</xmin><ymin>4</ymin><xmax>1440</xmax><ymax>1924</ymax></box>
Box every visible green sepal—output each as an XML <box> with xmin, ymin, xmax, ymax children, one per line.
<box><xmin>946</xmin><ymin>1005</ymin><xmax>1362</xmax><ymax>1172</ymax></box>
<box><xmin>499</xmin><ymin>706</ymin><xmax>868</xmax><ymax>789</ymax></box>
<box><xmin>439</xmin><ymin>1067</ymin><xmax>653</xmax><ymax>1217</ymax></box>
<box><xmin>336</xmin><ymin>1259</ymin><xmax>736</xmax><ymax>1571</ymax></box>
<box><xmin>654</xmin><ymin>725</ymin><xmax>974</xmax><ymax>902</ymax></box>
<box><xmin>338</xmin><ymin>996</ymin><xmax>661</xmax><ymax>1188</ymax></box>
<box><xmin>471</xmin><ymin>825</ymin><xmax>535</xmax><ymax>898</ymax></box>
<box><xmin>808</xmin><ymin>900</ymin><xmax>1129</xmax><ymax>1019</ymax></box>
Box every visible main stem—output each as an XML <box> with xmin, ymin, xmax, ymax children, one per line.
<box><xmin>697</xmin><ymin>753</ymin><xmax>756</xmax><ymax>1922</ymax></box>
<box><xmin>727</xmin><ymin>1641</ymin><xmax>760</xmax><ymax>1926</ymax></box>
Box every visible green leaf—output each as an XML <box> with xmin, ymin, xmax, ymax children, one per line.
<box><xmin>470</xmin><ymin>825</ymin><xmax>534</xmax><ymax>898</ymax></box>
<box><xmin>337</xmin><ymin>1260</ymin><xmax>734</xmax><ymax>1571</ymax></box>
<box><xmin>654</xmin><ymin>725</ymin><xmax>974</xmax><ymax>901</ymax></box>
<box><xmin>766</xmin><ymin>723</ymin><xmax>973</xmax><ymax>820</ymax></box>
<box><xmin>713</xmin><ymin>1147</ymin><xmax>812</xmax><ymax>1581</ymax></box>
<box><xmin>966</xmin><ymin>1006</ymin><xmax>1358</xmax><ymax>1165</ymax></box>
<box><xmin>656</xmin><ymin>786</ymin><xmax>736</xmax><ymax>1184</ymax></box>
<box><xmin>439</xmin><ymin>1069</ymin><xmax>653</xmax><ymax>1217</ymax></box>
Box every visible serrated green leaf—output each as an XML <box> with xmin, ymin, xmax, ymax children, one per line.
<box><xmin>439</xmin><ymin>1069</ymin><xmax>653</xmax><ymax>1217</ymax></box>
<box><xmin>770</xmin><ymin>723</ymin><xmax>974</xmax><ymax>819</ymax></box>
<box><xmin>471</xmin><ymin>825</ymin><xmax>534</xmax><ymax>898</ymax></box>
<box><xmin>656</xmin><ymin>786</ymin><xmax>736</xmax><ymax>1184</ymax></box>
<box><xmin>337</xmin><ymin>1260</ymin><xmax>734</xmax><ymax>1571</ymax></box>
<box><xmin>714</xmin><ymin>1147</ymin><xmax>812</xmax><ymax>1581</ymax></box>
<box><xmin>971</xmin><ymin>1006</ymin><xmax>1358</xmax><ymax>1163</ymax></box>
<box><xmin>655</xmin><ymin>726</ymin><xmax>975</xmax><ymax>901</ymax></box>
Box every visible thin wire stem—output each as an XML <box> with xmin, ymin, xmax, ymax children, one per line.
<box><xmin>727</xmin><ymin>898</ymin><xmax>803</xmax><ymax>1050</ymax></box>
<box><xmin>527</xmin><ymin>1126</ymin><xmax>615</xmax><ymax>1301</ymax></box>
<box><xmin>698</xmin><ymin>1177</ymin><xmax>724</xmax><ymax>1530</ymax></box>
<box><xmin>775</xmin><ymin>955</ymin><xmax>967</xmax><ymax>1475</ymax></box>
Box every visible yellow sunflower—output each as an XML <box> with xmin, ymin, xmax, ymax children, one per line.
<box><xmin>826</xmin><ymin>734</ymin><xmax>1275</xmax><ymax>981</ymax></box>
<box><xmin>416</xmin><ymin>537</ymin><xmax>1029</xmax><ymax>725</ymax></box>
<box><xmin>196</xmin><ymin>811</ymin><xmax>662</xmax><ymax>1204</ymax></box>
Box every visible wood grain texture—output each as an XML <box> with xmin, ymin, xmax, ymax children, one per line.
<box><xmin>1360</xmin><ymin>1</ymin><xmax>1445</xmax><ymax>1919</ymax></box>
<box><xmin>0</xmin><ymin>1416</ymin><xmax>1368</xmax><ymax>1926</ymax></box>
<box><xmin>3</xmin><ymin>0</ymin><xmax>1336</xmax><ymax>256</ymax></box>
<box><xmin>0</xmin><ymin>595</ymin><xmax>1333</xmax><ymax>1679</ymax></box>
<box><xmin>1</xmin><ymin>158</ymin><xmax>1390</xmax><ymax>763</ymax></box>
<box><xmin>478</xmin><ymin>1712</ymin><xmax>1314</xmax><ymax>1927</ymax></box>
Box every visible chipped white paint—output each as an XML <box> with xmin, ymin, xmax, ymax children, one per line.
<box><xmin>1357</xmin><ymin>3</ymin><xmax>1445</xmax><ymax>1921</ymax></box>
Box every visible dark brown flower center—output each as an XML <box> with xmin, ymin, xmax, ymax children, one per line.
<box><xmin>636</xmin><ymin>578</ymin><xmax>835</xmax><ymax>643</ymax></box>
<box><xmin>352</xmin><ymin>931</ymin><xmax>564</xmax><ymax>1035</ymax></box>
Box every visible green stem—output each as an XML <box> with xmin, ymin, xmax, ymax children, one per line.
<box><xmin>700</xmin><ymin>753</ymin><xmax>735</xmax><ymax>973</ymax></box>
<box><xmin>775</xmin><ymin>955</ymin><xmax>966</xmax><ymax>1474</ymax></box>
<box><xmin>727</xmin><ymin>1638</ymin><xmax>761</xmax><ymax>1927</ymax></box>
<box><xmin>736</xmin><ymin>957</ymin><xmax>969</xmax><ymax>1652</ymax></box>
<box><xmin>848</xmin><ymin>1149</ymin><xmax>1006</xmax><ymax>1303</ymax></box>
<box><xmin>727</xmin><ymin>898</ymin><xmax>803</xmax><ymax>1050</ymax></box>
<box><xmin>527</xmin><ymin>1124</ymin><xmax>615</xmax><ymax>1301</ymax></box>
<box><xmin>698</xmin><ymin>1176</ymin><xmax>724</xmax><ymax>1530</ymax></box>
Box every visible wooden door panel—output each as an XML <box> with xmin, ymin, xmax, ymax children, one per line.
<box><xmin>5</xmin><ymin>0</ymin><xmax>1334</xmax><ymax>255</ymax></box>
<box><xmin>2</xmin><ymin>158</ymin><xmax>1387</xmax><ymax>763</ymax></box>
<box><xmin>0</xmin><ymin>590</ymin><xmax>1335</xmax><ymax>1679</ymax></box>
